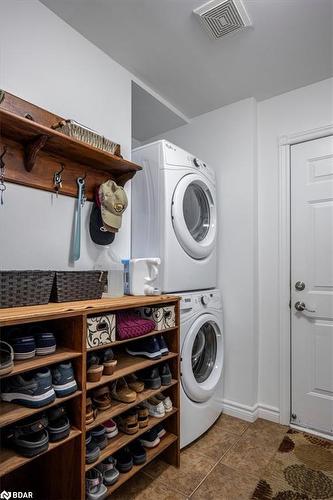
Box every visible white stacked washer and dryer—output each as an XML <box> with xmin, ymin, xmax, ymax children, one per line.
<box><xmin>132</xmin><ymin>140</ymin><xmax>223</xmax><ymax>448</ymax></box>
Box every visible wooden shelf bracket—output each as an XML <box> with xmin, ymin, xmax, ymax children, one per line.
<box><xmin>24</xmin><ymin>134</ymin><xmax>49</xmax><ymax>172</ymax></box>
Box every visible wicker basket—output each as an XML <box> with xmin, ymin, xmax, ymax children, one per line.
<box><xmin>51</xmin><ymin>271</ymin><xmax>107</xmax><ymax>303</ymax></box>
<box><xmin>52</xmin><ymin>120</ymin><xmax>121</xmax><ymax>156</ymax></box>
<box><xmin>0</xmin><ymin>271</ymin><xmax>55</xmax><ymax>308</ymax></box>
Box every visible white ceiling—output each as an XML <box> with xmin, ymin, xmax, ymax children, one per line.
<box><xmin>40</xmin><ymin>0</ymin><xmax>333</xmax><ymax>119</ymax></box>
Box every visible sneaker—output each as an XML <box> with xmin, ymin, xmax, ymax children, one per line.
<box><xmin>51</xmin><ymin>362</ymin><xmax>77</xmax><ymax>397</ymax></box>
<box><xmin>129</xmin><ymin>441</ymin><xmax>147</xmax><ymax>465</ymax></box>
<box><xmin>86</xmin><ymin>433</ymin><xmax>100</xmax><ymax>464</ymax></box>
<box><xmin>155</xmin><ymin>423</ymin><xmax>167</xmax><ymax>439</ymax></box>
<box><xmin>143</xmin><ymin>398</ymin><xmax>165</xmax><ymax>418</ymax></box>
<box><xmin>0</xmin><ymin>341</ymin><xmax>14</xmax><ymax>376</ymax></box>
<box><xmin>91</xmin><ymin>425</ymin><xmax>107</xmax><ymax>450</ymax></box>
<box><xmin>160</xmin><ymin>363</ymin><xmax>172</xmax><ymax>386</ymax></box>
<box><xmin>86</xmin><ymin>468</ymin><xmax>107</xmax><ymax>500</ymax></box>
<box><xmin>33</xmin><ymin>329</ymin><xmax>56</xmax><ymax>356</ymax></box>
<box><xmin>96</xmin><ymin>456</ymin><xmax>119</xmax><ymax>486</ymax></box>
<box><xmin>140</xmin><ymin>367</ymin><xmax>161</xmax><ymax>389</ymax></box>
<box><xmin>103</xmin><ymin>419</ymin><xmax>118</xmax><ymax>439</ymax></box>
<box><xmin>1</xmin><ymin>369</ymin><xmax>56</xmax><ymax>408</ymax></box>
<box><xmin>47</xmin><ymin>405</ymin><xmax>70</xmax><ymax>442</ymax></box>
<box><xmin>139</xmin><ymin>428</ymin><xmax>160</xmax><ymax>448</ymax></box>
<box><xmin>154</xmin><ymin>393</ymin><xmax>173</xmax><ymax>412</ymax></box>
<box><xmin>114</xmin><ymin>447</ymin><xmax>133</xmax><ymax>473</ymax></box>
<box><xmin>157</xmin><ymin>335</ymin><xmax>169</xmax><ymax>356</ymax></box>
<box><xmin>11</xmin><ymin>333</ymin><xmax>36</xmax><ymax>360</ymax></box>
<box><xmin>6</xmin><ymin>415</ymin><xmax>49</xmax><ymax>457</ymax></box>
<box><xmin>125</xmin><ymin>336</ymin><xmax>161</xmax><ymax>360</ymax></box>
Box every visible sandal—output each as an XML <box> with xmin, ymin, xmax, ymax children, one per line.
<box><xmin>96</xmin><ymin>456</ymin><xmax>119</xmax><ymax>486</ymax></box>
<box><xmin>100</xmin><ymin>348</ymin><xmax>117</xmax><ymax>376</ymax></box>
<box><xmin>111</xmin><ymin>378</ymin><xmax>137</xmax><ymax>403</ymax></box>
<box><xmin>87</xmin><ymin>353</ymin><xmax>104</xmax><ymax>383</ymax></box>
<box><xmin>85</xmin><ymin>468</ymin><xmax>107</xmax><ymax>500</ymax></box>
<box><xmin>116</xmin><ymin>409</ymin><xmax>139</xmax><ymax>435</ymax></box>
<box><xmin>0</xmin><ymin>341</ymin><xmax>14</xmax><ymax>376</ymax></box>
<box><xmin>93</xmin><ymin>386</ymin><xmax>112</xmax><ymax>411</ymax></box>
<box><xmin>86</xmin><ymin>398</ymin><xmax>97</xmax><ymax>425</ymax></box>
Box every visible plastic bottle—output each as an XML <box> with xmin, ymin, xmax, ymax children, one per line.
<box><xmin>94</xmin><ymin>246</ymin><xmax>124</xmax><ymax>297</ymax></box>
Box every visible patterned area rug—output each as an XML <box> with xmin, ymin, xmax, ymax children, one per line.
<box><xmin>252</xmin><ymin>429</ymin><xmax>333</xmax><ymax>499</ymax></box>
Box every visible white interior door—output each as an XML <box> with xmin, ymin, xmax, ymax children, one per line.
<box><xmin>291</xmin><ymin>135</ymin><xmax>333</xmax><ymax>436</ymax></box>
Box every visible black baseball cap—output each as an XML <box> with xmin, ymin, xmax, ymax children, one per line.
<box><xmin>89</xmin><ymin>203</ymin><xmax>115</xmax><ymax>245</ymax></box>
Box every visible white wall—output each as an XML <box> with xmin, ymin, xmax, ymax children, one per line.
<box><xmin>148</xmin><ymin>98</ymin><xmax>259</xmax><ymax>409</ymax></box>
<box><xmin>257</xmin><ymin>78</ymin><xmax>333</xmax><ymax>411</ymax></box>
<box><xmin>0</xmin><ymin>0</ymin><xmax>133</xmax><ymax>269</ymax></box>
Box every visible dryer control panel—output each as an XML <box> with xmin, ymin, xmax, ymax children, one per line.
<box><xmin>179</xmin><ymin>289</ymin><xmax>222</xmax><ymax>315</ymax></box>
<box><xmin>163</xmin><ymin>141</ymin><xmax>215</xmax><ymax>183</ymax></box>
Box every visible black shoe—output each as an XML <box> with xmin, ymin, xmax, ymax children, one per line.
<box><xmin>126</xmin><ymin>336</ymin><xmax>161</xmax><ymax>360</ymax></box>
<box><xmin>157</xmin><ymin>335</ymin><xmax>169</xmax><ymax>356</ymax></box>
<box><xmin>6</xmin><ymin>415</ymin><xmax>49</xmax><ymax>457</ymax></box>
<box><xmin>47</xmin><ymin>405</ymin><xmax>70</xmax><ymax>442</ymax></box>
<box><xmin>129</xmin><ymin>441</ymin><xmax>147</xmax><ymax>465</ymax></box>
<box><xmin>160</xmin><ymin>363</ymin><xmax>172</xmax><ymax>385</ymax></box>
<box><xmin>115</xmin><ymin>447</ymin><xmax>133</xmax><ymax>472</ymax></box>
<box><xmin>140</xmin><ymin>367</ymin><xmax>161</xmax><ymax>389</ymax></box>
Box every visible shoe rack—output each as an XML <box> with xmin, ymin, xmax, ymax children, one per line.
<box><xmin>0</xmin><ymin>295</ymin><xmax>180</xmax><ymax>499</ymax></box>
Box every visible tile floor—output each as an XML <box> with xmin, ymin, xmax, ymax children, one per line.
<box><xmin>112</xmin><ymin>415</ymin><xmax>288</xmax><ymax>499</ymax></box>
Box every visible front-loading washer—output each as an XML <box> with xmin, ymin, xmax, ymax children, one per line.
<box><xmin>131</xmin><ymin>140</ymin><xmax>217</xmax><ymax>293</ymax></box>
<box><xmin>172</xmin><ymin>289</ymin><xmax>224</xmax><ymax>448</ymax></box>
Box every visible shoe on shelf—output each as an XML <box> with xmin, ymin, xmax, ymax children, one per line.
<box><xmin>85</xmin><ymin>433</ymin><xmax>101</xmax><ymax>464</ymax></box>
<box><xmin>6</xmin><ymin>414</ymin><xmax>49</xmax><ymax>457</ymax></box>
<box><xmin>99</xmin><ymin>348</ymin><xmax>117</xmax><ymax>376</ymax></box>
<box><xmin>47</xmin><ymin>405</ymin><xmax>70</xmax><ymax>442</ymax></box>
<box><xmin>125</xmin><ymin>336</ymin><xmax>161</xmax><ymax>360</ymax></box>
<box><xmin>28</xmin><ymin>326</ymin><xmax>56</xmax><ymax>356</ymax></box>
<box><xmin>91</xmin><ymin>425</ymin><xmax>108</xmax><ymax>450</ymax></box>
<box><xmin>157</xmin><ymin>334</ymin><xmax>169</xmax><ymax>356</ymax></box>
<box><xmin>0</xmin><ymin>341</ymin><xmax>14</xmax><ymax>376</ymax></box>
<box><xmin>10</xmin><ymin>329</ymin><xmax>36</xmax><ymax>360</ymax></box>
<box><xmin>114</xmin><ymin>447</ymin><xmax>133</xmax><ymax>473</ymax></box>
<box><xmin>129</xmin><ymin>441</ymin><xmax>147</xmax><ymax>465</ymax></box>
<box><xmin>139</xmin><ymin>367</ymin><xmax>161</xmax><ymax>390</ymax></box>
<box><xmin>96</xmin><ymin>456</ymin><xmax>120</xmax><ymax>486</ymax></box>
<box><xmin>86</xmin><ymin>468</ymin><xmax>107</xmax><ymax>500</ymax></box>
<box><xmin>125</xmin><ymin>373</ymin><xmax>144</xmax><ymax>393</ymax></box>
<box><xmin>143</xmin><ymin>398</ymin><xmax>165</xmax><ymax>418</ymax></box>
<box><xmin>111</xmin><ymin>377</ymin><xmax>137</xmax><ymax>403</ymax></box>
<box><xmin>135</xmin><ymin>404</ymin><xmax>149</xmax><ymax>428</ymax></box>
<box><xmin>155</xmin><ymin>423</ymin><xmax>167</xmax><ymax>439</ymax></box>
<box><xmin>139</xmin><ymin>428</ymin><xmax>160</xmax><ymax>448</ymax></box>
<box><xmin>86</xmin><ymin>397</ymin><xmax>97</xmax><ymax>425</ymax></box>
<box><xmin>116</xmin><ymin>409</ymin><xmax>139</xmax><ymax>435</ymax></box>
<box><xmin>92</xmin><ymin>386</ymin><xmax>112</xmax><ymax>411</ymax></box>
<box><xmin>87</xmin><ymin>352</ymin><xmax>104</xmax><ymax>383</ymax></box>
<box><xmin>1</xmin><ymin>369</ymin><xmax>56</xmax><ymax>408</ymax></box>
<box><xmin>160</xmin><ymin>363</ymin><xmax>172</xmax><ymax>386</ymax></box>
<box><xmin>154</xmin><ymin>393</ymin><xmax>173</xmax><ymax>413</ymax></box>
<box><xmin>103</xmin><ymin>419</ymin><xmax>118</xmax><ymax>439</ymax></box>
<box><xmin>51</xmin><ymin>362</ymin><xmax>77</xmax><ymax>397</ymax></box>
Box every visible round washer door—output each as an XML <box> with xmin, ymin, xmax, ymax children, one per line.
<box><xmin>172</xmin><ymin>174</ymin><xmax>217</xmax><ymax>259</ymax></box>
<box><xmin>181</xmin><ymin>313</ymin><xmax>223</xmax><ymax>403</ymax></box>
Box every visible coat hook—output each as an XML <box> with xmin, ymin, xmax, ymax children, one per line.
<box><xmin>53</xmin><ymin>163</ymin><xmax>64</xmax><ymax>198</ymax></box>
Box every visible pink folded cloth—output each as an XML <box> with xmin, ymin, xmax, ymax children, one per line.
<box><xmin>117</xmin><ymin>311</ymin><xmax>156</xmax><ymax>340</ymax></box>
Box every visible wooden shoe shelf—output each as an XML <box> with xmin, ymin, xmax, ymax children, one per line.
<box><xmin>0</xmin><ymin>295</ymin><xmax>180</xmax><ymax>499</ymax></box>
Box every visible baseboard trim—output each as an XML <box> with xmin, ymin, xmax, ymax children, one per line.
<box><xmin>222</xmin><ymin>399</ymin><xmax>280</xmax><ymax>424</ymax></box>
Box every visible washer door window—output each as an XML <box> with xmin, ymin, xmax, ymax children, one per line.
<box><xmin>172</xmin><ymin>174</ymin><xmax>216</xmax><ymax>259</ymax></box>
<box><xmin>181</xmin><ymin>314</ymin><xmax>223</xmax><ymax>403</ymax></box>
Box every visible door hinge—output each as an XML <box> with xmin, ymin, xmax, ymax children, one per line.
<box><xmin>289</xmin><ymin>300</ymin><xmax>291</xmax><ymax>309</ymax></box>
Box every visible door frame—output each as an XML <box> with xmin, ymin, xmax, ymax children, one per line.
<box><xmin>278</xmin><ymin>124</ymin><xmax>333</xmax><ymax>425</ymax></box>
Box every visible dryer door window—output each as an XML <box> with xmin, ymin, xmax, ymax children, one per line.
<box><xmin>181</xmin><ymin>314</ymin><xmax>223</xmax><ymax>403</ymax></box>
<box><xmin>172</xmin><ymin>174</ymin><xmax>217</xmax><ymax>259</ymax></box>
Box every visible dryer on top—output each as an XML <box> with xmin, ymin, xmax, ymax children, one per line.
<box><xmin>132</xmin><ymin>140</ymin><xmax>217</xmax><ymax>293</ymax></box>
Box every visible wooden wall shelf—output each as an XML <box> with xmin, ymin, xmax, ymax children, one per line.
<box><xmin>0</xmin><ymin>295</ymin><xmax>180</xmax><ymax>499</ymax></box>
<box><xmin>0</xmin><ymin>91</ymin><xmax>142</xmax><ymax>200</ymax></box>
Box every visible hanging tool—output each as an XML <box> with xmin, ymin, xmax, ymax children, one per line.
<box><xmin>73</xmin><ymin>174</ymin><xmax>86</xmax><ymax>261</ymax></box>
<box><xmin>53</xmin><ymin>163</ymin><xmax>64</xmax><ymax>198</ymax></box>
<box><xmin>0</xmin><ymin>147</ymin><xmax>7</xmax><ymax>206</ymax></box>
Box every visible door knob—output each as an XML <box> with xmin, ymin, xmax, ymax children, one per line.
<box><xmin>295</xmin><ymin>281</ymin><xmax>305</xmax><ymax>291</ymax></box>
<box><xmin>294</xmin><ymin>301</ymin><xmax>316</xmax><ymax>313</ymax></box>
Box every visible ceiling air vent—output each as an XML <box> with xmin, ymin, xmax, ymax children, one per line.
<box><xmin>193</xmin><ymin>0</ymin><xmax>252</xmax><ymax>39</ymax></box>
